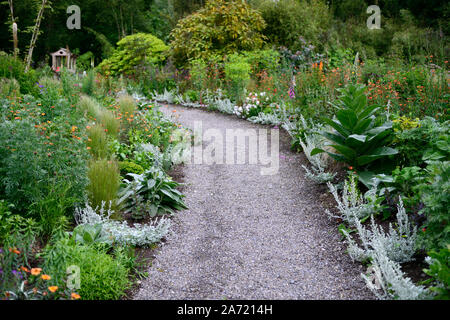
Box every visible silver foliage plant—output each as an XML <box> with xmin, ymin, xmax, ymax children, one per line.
<box><xmin>361</xmin><ymin>239</ymin><xmax>429</xmax><ymax>300</ymax></box>
<box><xmin>300</xmin><ymin>133</ymin><xmax>336</xmax><ymax>184</ymax></box>
<box><xmin>343</xmin><ymin>198</ymin><xmax>417</xmax><ymax>263</ymax></box>
<box><xmin>74</xmin><ymin>202</ymin><xmax>170</xmax><ymax>247</ymax></box>
<box><xmin>151</xmin><ymin>89</ymin><xmax>175</xmax><ymax>104</ymax></box>
<box><xmin>248</xmin><ymin>112</ymin><xmax>282</xmax><ymax>125</ymax></box>
<box><xmin>326</xmin><ymin>175</ymin><xmax>373</xmax><ymax>225</ymax></box>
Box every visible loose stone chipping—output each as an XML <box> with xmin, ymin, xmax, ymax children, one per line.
<box><xmin>134</xmin><ymin>105</ymin><xmax>374</xmax><ymax>300</ymax></box>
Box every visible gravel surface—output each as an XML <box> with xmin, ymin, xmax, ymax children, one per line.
<box><xmin>134</xmin><ymin>105</ymin><xmax>374</xmax><ymax>300</ymax></box>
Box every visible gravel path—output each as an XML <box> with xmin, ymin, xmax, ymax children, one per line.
<box><xmin>134</xmin><ymin>105</ymin><xmax>374</xmax><ymax>300</ymax></box>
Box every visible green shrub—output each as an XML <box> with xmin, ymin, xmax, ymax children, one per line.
<box><xmin>119</xmin><ymin>161</ymin><xmax>144</xmax><ymax>176</ymax></box>
<box><xmin>417</xmin><ymin>161</ymin><xmax>450</xmax><ymax>252</ymax></box>
<box><xmin>170</xmin><ymin>0</ymin><xmax>266</xmax><ymax>65</ymax></box>
<box><xmin>0</xmin><ymin>53</ymin><xmax>37</xmax><ymax>95</ymax></box>
<box><xmin>423</xmin><ymin>248</ymin><xmax>450</xmax><ymax>300</ymax></box>
<box><xmin>87</xmin><ymin>124</ymin><xmax>110</xmax><ymax>159</ymax></box>
<box><xmin>41</xmin><ymin>237</ymin><xmax>130</xmax><ymax>300</ymax></box>
<box><xmin>98</xmin><ymin>33</ymin><xmax>168</xmax><ymax>77</ymax></box>
<box><xmin>254</xmin><ymin>0</ymin><xmax>332</xmax><ymax>52</ymax></box>
<box><xmin>392</xmin><ymin>117</ymin><xmax>449</xmax><ymax>168</ymax></box>
<box><xmin>224</xmin><ymin>54</ymin><xmax>251</xmax><ymax>104</ymax></box>
<box><xmin>87</xmin><ymin>159</ymin><xmax>120</xmax><ymax>211</ymax></box>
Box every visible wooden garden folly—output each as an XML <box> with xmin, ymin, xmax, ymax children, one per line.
<box><xmin>50</xmin><ymin>47</ymin><xmax>77</xmax><ymax>73</ymax></box>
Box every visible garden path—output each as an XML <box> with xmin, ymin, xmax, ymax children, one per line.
<box><xmin>134</xmin><ymin>105</ymin><xmax>373</xmax><ymax>299</ymax></box>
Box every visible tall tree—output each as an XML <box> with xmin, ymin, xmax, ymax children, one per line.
<box><xmin>25</xmin><ymin>0</ymin><xmax>50</xmax><ymax>71</ymax></box>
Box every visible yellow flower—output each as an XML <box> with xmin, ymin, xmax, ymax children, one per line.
<box><xmin>41</xmin><ymin>274</ymin><xmax>51</xmax><ymax>280</ymax></box>
<box><xmin>48</xmin><ymin>286</ymin><xmax>58</xmax><ymax>293</ymax></box>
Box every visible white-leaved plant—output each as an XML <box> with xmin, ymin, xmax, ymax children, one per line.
<box><xmin>300</xmin><ymin>132</ymin><xmax>336</xmax><ymax>184</ymax></box>
<box><xmin>248</xmin><ymin>112</ymin><xmax>282</xmax><ymax>125</ymax></box>
<box><xmin>361</xmin><ymin>238</ymin><xmax>429</xmax><ymax>300</ymax></box>
<box><xmin>343</xmin><ymin>197</ymin><xmax>417</xmax><ymax>263</ymax></box>
<box><xmin>74</xmin><ymin>202</ymin><xmax>170</xmax><ymax>247</ymax></box>
<box><xmin>326</xmin><ymin>175</ymin><xmax>373</xmax><ymax>225</ymax></box>
<box><xmin>151</xmin><ymin>89</ymin><xmax>175</xmax><ymax>104</ymax></box>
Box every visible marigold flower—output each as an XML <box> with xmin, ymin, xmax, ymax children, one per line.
<box><xmin>71</xmin><ymin>292</ymin><xmax>81</xmax><ymax>300</ymax></box>
<box><xmin>41</xmin><ymin>274</ymin><xmax>51</xmax><ymax>280</ymax></box>
<box><xmin>31</xmin><ymin>268</ymin><xmax>42</xmax><ymax>275</ymax></box>
<box><xmin>48</xmin><ymin>286</ymin><xmax>58</xmax><ymax>293</ymax></box>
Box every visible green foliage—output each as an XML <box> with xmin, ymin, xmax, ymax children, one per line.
<box><xmin>77</xmin><ymin>51</ymin><xmax>94</xmax><ymax>71</ymax></box>
<box><xmin>72</xmin><ymin>224</ymin><xmax>112</xmax><ymax>246</ymax></box>
<box><xmin>119</xmin><ymin>161</ymin><xmax>144</xmax><ymax>176</ymax></box>
<box><xmin>311</xmin><ymin>84</ymin><xmax>398</xmax><ymax>172</ymax></box>
<box><xmin>189</xmin><ymin>59</ymin><xmax>208</xmax><ymax>93</ymax></box>
<box><xmin>417</xmin><ymin>161</ymin><xmax>450</xmax><ymax>252</ymax></box>
<box><xmin>78</xmin><ymin>95</ymin><xmax>102</xmax><ymax>119</ymax></box>
<box><xmin>392</xmin><ymin>117</ymin><xmax>449</xmax><ymax>168</ymax></box>
<box><xmin>0</xmin><ymin>107</ymin><xmax>89</xmax><ymax>216</ymax></box>
<box><xmin>99</xmin><ymin>110</ymin><xmax>120</xmax><ymax>139</ymax></box>
<box><xmin>170</xmin><ymin>0</ymin><xmax>266</xmax><ymax>65</ymax></box>
<box><xmin>87</xmin><ymin>124</ymin><xmax>110</xmax><ymax>159</ymax></box>
<box><xmin>241</xmin><ymin>49</ymin><xmax>280</xmax><ymax>78</ymax></box>
<box><xmin>0</xmin><ymin>78</ymin><xmax>21</xmax><ymax>97</ymax></box>
<box><xmin>117</xmin><ymin>94</ymin><xmax>137</xmax><ymax>116</ymax></box>
<box><xmin>41</xmin><ymin>236</ymin><xmax>129</xmax><ymax>300</ymax></box>
<box><xmin>224</xmin><ymin>54</ymin><xmax>251</xmax><ymax>104</ymax></box>
<box><xmin>423</xmin><ymin>248</ymin><xmax>450</xmax><ymax>300</ymax></box>
<box><xmin>87</xmin><ymin>159</ymin><xmax>120</xmax><ymax>211</ymax></box>
<box><xmin>254</xmin><ymin>0</ymin><xmax>332</xmax><ymax>52</ymax></box>
<box><xmin>118</xmin><ymin>167</ymin><xmax>187</xmax><ymax>219</ymax></box>
<box><xmin>81</xmin><ymin>70</ymin><xmax>95</xmax><ymax>96</ymax></box>
<box><xmin>98</xmin><ymin>33</ymin><xmax>168</xmax><ymax>77</ymax></box>
<box><xmin>0</xmin><ymin>54</ymin><xmax>37</xmax><ymax>95</ymax></box>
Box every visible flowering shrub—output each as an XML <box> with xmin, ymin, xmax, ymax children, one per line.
<box><xmin>233</xmin><ymin>91</ymin><xmax>275</xmax><ymax>118</ymax></box>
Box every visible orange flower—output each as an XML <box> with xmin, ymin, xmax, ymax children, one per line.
<box><xmin>87</xmin><ymin>147</ymin><xmax>91</xmax><ymax>150</ymax></box>
<box><xmin>20</xmin><ymin>266</ymin><xmax>30</xmax><ymax>273</ymax></box>
<box><xmin>41</xmin><ymin>274</ymin><xmax>51</xmax><ymax>281</ymax></box>
<box><xmin>9</xmin><ymin>248</ymin><xmax>20</xmax><ymax>255</ymax></box>
<box><xmin>31</xmin><ymin>268</ymin><xmax>42</xmax><ymax>276</ymax></box>
<box><xmin>48</xmin><ymin>286</ymin><xmax>58</xmax><ymax>293</ymax></box>
<box><xmin>71</xmin><ymin>292</ymin><xmax>81</xmax><ymax>300</ymax></box>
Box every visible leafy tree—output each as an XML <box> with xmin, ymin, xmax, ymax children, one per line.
<box><xmin>169</xmin><ymin>0</ymin><xmax>266</xmax><ymax>65</ymax></box>
<box><xmin>251</xmin><ymin>0</ymin><xmax>332</xmax><ymax>52</ymax></box>
<box><xmin>97</xmin><ymin>33</ymin><xmax>169</xmax><ymax>76</ymax></box>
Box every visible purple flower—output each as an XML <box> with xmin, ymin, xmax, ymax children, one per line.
<box><xmin>288</xmin><ymin>86</ymin><xmax>296</xmax><ymax>99</ymax></box>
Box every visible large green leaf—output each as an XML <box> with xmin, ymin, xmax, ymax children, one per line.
<box><xmin>322</xmin><ymin>117</ymin><xmax>350</xmax><ymax>137</ymax></box>
<box><xmin>322</xmin><ymin>132</ymin><xmax>346</xmax><ymax>146</ymax></box>
<box><xmin>336</xmin><ymin>109</ymin><xmax>358</xmax><ymax>130</ymax></box>
<box><xmin>330</xmin><ymin>144</ymin><xmax>357</xmax><ymax>160</ymax></box>
<box><xmin>357</xmin><ymin>147</ymin><xmax>398</xmax><ymax>166</ymax></box>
